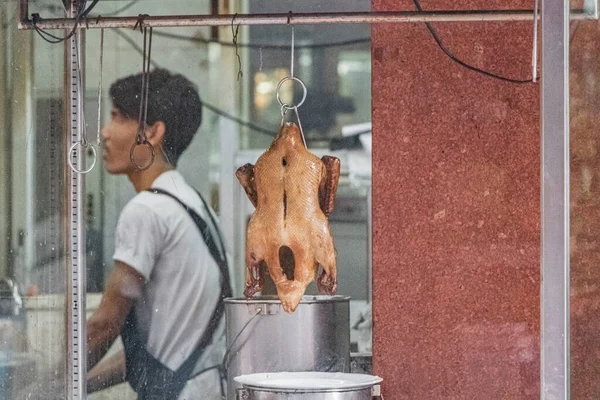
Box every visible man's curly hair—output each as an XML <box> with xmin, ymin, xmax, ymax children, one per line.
<box><xmin>109</xmin><ymin>68</ymin><xmax>202</xmax><ymax>167</ymax></box>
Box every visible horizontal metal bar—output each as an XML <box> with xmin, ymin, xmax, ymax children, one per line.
<box><xmin>18</xmin><ymin>9</ymin><xmax>596</xmax><ymax>30</ymax></box>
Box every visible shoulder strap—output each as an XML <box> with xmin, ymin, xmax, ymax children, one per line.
<box><xmin>146</xmin><ymin>187</ymin><xmax>232</xmax><ymax>380</ymax></box>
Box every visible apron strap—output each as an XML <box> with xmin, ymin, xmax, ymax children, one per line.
<box><xmin>146</xmin><ymin>188</ymin><xmax>233</xmax><ymax>379</ymax></box>
<box><xmin>121</xmin><ymin>187</ymin><xmax>233</xmax><ymax>398</ymax></box>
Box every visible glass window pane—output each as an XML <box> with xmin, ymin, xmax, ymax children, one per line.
<box><xmin>2</xmin><ymin>1</ymin><xmax>372</xmax><ymax>398</ymax></box>
<box><xmin>1</xmin><ymin>1</ymin><xmax>67</xmax><ymax>398</ymax></box>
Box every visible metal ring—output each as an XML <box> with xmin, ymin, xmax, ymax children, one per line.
<box><xmin>130</xmin><ymin>140</ymin><xmax>155</xmax><ymax>171</ymax></box>
<box><xmin>280</xmin><ymin>103</ymin><xmax>291</xmax><ymax>118</ymax></box>
<box><xmin>276</xmin><ymin>76</ymin><xmax>307</xmax><ymax>110</ymax></box>
<box><xmin>67</xmin><ymin>141</ymin><xmax>97</xmax><ymax>174</ymax></box>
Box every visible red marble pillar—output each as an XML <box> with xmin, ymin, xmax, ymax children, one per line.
<box><xmin>569</xmin><ymin>21</ymin><xmax>600</xmax><ymax>400</ymax></box>
<box><xmin>371</xmin><ymin>1</ymin><xmax>540</xmax><ymax>399</ymax></box>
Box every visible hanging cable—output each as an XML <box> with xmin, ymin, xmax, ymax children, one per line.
<box><xmin>152</xmin><ymin>30</ymin><xmax>371</xmax><ymax>50</ymax></box>
<box><xmin>412</xmin><ymin>0</ymin><xmax>533</xmax><ymax>84</ymax></box>
<box><xmin>103</xmin><ymin>0</ymin><xmax>143</xmax><ymax>17</ymax></box>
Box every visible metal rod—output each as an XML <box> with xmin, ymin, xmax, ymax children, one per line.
<box><xmin>18</xmin><ymin>9</ymin><xmax>596</xmax><ymax>30</ymax></box>
<box><xmin>540</xmin><ymin>0</ymin><xmax>570</xmax><ymax>398</ymax></box>
<box><xmin>65</xmin><ymin>0</ymin><xmax>87</xmax><ymax>396</ymax></box>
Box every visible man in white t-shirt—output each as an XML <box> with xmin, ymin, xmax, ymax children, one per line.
<box><xmin>86</xmin><ymin>69</ymin><xmax>231</xmax><ymax>400</ymax></box>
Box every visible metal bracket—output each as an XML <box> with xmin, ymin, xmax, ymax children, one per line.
<box><xmin>372</xmin><ymin>384</ymin><xmax>382</xmax><ymax>398</ymax></box>
<box><xmin>248</xmin><ymin>303</ymin><xmax>279</xmax><ymax>315</ymax></box>
<box><xmin>236</xmin><ymin>388</ymin><xmax>251</xmax><ymax>400</ymax></box>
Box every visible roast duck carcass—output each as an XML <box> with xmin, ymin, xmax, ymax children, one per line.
<box><xmin>236</xmin><ymin>122</ymin><xmax>341</xmax><ymax>313</ymax></box>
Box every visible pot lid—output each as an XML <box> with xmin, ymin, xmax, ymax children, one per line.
<box><xmin>234</xmin><ymin>371</ymin><xmax>382</xmax><ymax>391</ymax></box>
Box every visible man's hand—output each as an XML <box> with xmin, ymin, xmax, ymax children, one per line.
<box><xmin>87</xmin><ymin>261</ymin><xmax>145</xmax><ymax>371</ymax></box>
<box><xmin>87</xmin><ymin>349</ymin><xmax>127</xmax><ymax>393</ymax></box>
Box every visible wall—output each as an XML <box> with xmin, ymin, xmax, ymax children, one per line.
<box><xmin>569</xmin><ymin>19</ymin><xmax>600</xmax><ymax>400</ymax></box>
<box><xmin>371</xmin><ymin>1</ymin><xmax>540</xmax><ymax>398</ymax></box>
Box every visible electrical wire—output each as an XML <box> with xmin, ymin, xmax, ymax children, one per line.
<box><xmin>32</xmin><ymin>13</ymin><xmax>79</xmax><ymax>43</ymax></box>
<box><xmin>221</xmin><ymin>308</ymin><xmax>262</xmax><ymax>370</ymax></box>
<box><xmin>152</xmin><ymin>30</ymin><xmax>371</xmax><ymax>50</ymax></box>
<box><xmin>32</xmin><ymin>0</ymin><xmax>89</xmax><ymax>44</ymax></box>
<box><xmin>103</xmin><ymin>0</ymin><xmax>144</xmax><ymax>17</ymax></box>
<box><xmin>412</xmin><ymin>0</ymin><xmax>533</xmax><ymax>84</ymax></box>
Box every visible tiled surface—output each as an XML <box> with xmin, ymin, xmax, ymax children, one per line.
<box><xmin>371</xmin><ymin>2</ymin><xmax>540</xmax><ymax>399</ymax></box>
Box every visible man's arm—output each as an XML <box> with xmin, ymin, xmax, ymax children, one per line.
<box><xmin>87</xmin><ymin>261</ymin><xmax>145</xmax><ymax>371</ymax></box>
<box><xmin>87</xmin><ymin>349</ymin><xmax>127</xmax><ymax>393</ymax></box>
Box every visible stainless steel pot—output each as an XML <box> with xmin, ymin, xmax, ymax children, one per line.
<box><xmin>225</xmin><ymin>296</ymin><xmax>351</xmax><ymax>400</ymax></box>
<box><xmin>234</xmin><ymin>371</ymin><xmax>382</xmax><ymax>400</ymax></box>
<box><xmin>236</xmin><ymin>386</ymin><xmax>373</xmax><ymax>400</ymax></box>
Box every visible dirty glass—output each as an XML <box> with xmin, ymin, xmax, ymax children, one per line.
<box><xmin>569</xmin><ymin>4</ymin><xmax>600</xmax><ymax>398</ymax></box>
<box><xmin>0</xmin><ymin>0</ymin><xmax>68</xmax><ymax>398</ymax></box>
<box><xmin>0</xmin><ymin>0</ymin><xmax>372</xmax><ymax>399</ymax></box>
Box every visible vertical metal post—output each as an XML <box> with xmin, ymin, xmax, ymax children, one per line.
<box><xmin>65</xmin><ymin>1</ymin><xmax>87</xmax><ymax>398</ymax></box>
<box><xmin>541</xmin><ymin>0</ymin><xmax>570</xmax><ymax>398</ymax></box>
<box><xmin>0</xmin><ymin>8</ymin><xmax>8</xmax><ymax>276</ymax></box>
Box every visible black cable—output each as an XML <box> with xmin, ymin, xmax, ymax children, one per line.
<box><xmin>114</xmin><ymin>29</ymin><xmax>161</xmax><ymax>68</ymax></box>
<box><xmin>32</xmin><ymin>12</ymin><xmax>80</xmax><ymax>43</ymax></box>
<box><xmin>231</xmin><ymin>14</ymin><xmax>243</xmax><ymax>81</ymax></box>
<box><xmin>412</xmin><ymin>0</ymin><xmax>533</xmax><ymax>84</ymax></box>
<box><xmin>31</xmin><ymin>0</ymin><xmax>89</xmax><ymax>44</ymax></box>
<box><xmin>152</xmin><ymin>30</ymin><xmax>371</xmax><ymax>50</ymax></box>
<box><xmin>103</xmin><ymin>0</ymin><xmax>144</xmax><ymax>17</ymax></box>
<box><xmin>80</xmin><ymin>0</ymin><xmax>100</xmax><ymax>18</ymax></box>
<box><xmin>203</xmin><ymin>103</ymin><xmax>276</xmax><ymax>137</ymax></box>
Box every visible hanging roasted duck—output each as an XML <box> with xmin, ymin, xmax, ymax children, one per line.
<box><xmin>236</xmin><ymin>122</ymin><xmax>341</xmax><ymax>313</ymax></box>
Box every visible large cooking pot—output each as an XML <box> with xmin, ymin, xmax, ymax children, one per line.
<box><xmin>225</xmin><ymin>296</ymin><xmax>351</xmax><ymax>399</ymax></box>
<box><xmin>234</xmin><ymin>371</ymin><xmax>382</xmax><ymax>400</ymax></box>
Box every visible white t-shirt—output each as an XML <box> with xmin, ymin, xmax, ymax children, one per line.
<box><xmin>113</xmin><ymin>170</ymin><xmax>224</xmax><ymax>376</ymax></box>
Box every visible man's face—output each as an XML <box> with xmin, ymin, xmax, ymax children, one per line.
<box><xmin>101</xmin><ymin>107</ymin><xmax>139</xmax><ymax>174</ymax></box>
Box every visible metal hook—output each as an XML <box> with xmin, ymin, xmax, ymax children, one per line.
<box><xmin>276</xmin><ymin>76</ymin><xmax>307</xmax><ymax>110</ymax></box>
<box><xmin>133</xmin><ymin>13</ymin><xmax>149</xmax><ymax>33</ymax></box>
<box><xmin>96</xmin><ymin>28</ymin><xmax>104</xmax><ymax>147</ymax></box>
<box><xmin>130</xmin><ymin>26</ymin><xmax>155</xmax><ymax>171</ymax></box>
<box><xmin>292</xmin><ymin>106</ymin><xmax>307</xmax><ymax>148</ymax></box>
<box><xmin>130</xmin><ymin>140</ymin><xmax>155</xmax><ymax>171</ymax></box>
<box><xmin>68</xmin><ymin>141</ymin><xmax>97</xmax><ymax>174</ymax></box>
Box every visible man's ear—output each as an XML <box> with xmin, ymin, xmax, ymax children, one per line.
<box><xmin>146</xmin><ymin>121</ymin><xmax>166</xmax><ymax>146</ymax></box>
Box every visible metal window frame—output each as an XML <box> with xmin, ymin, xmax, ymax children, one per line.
<box><xmin>541</xmin><ymin>0</ymin><xmax>570</xmax><ymax>399</ymax></box>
